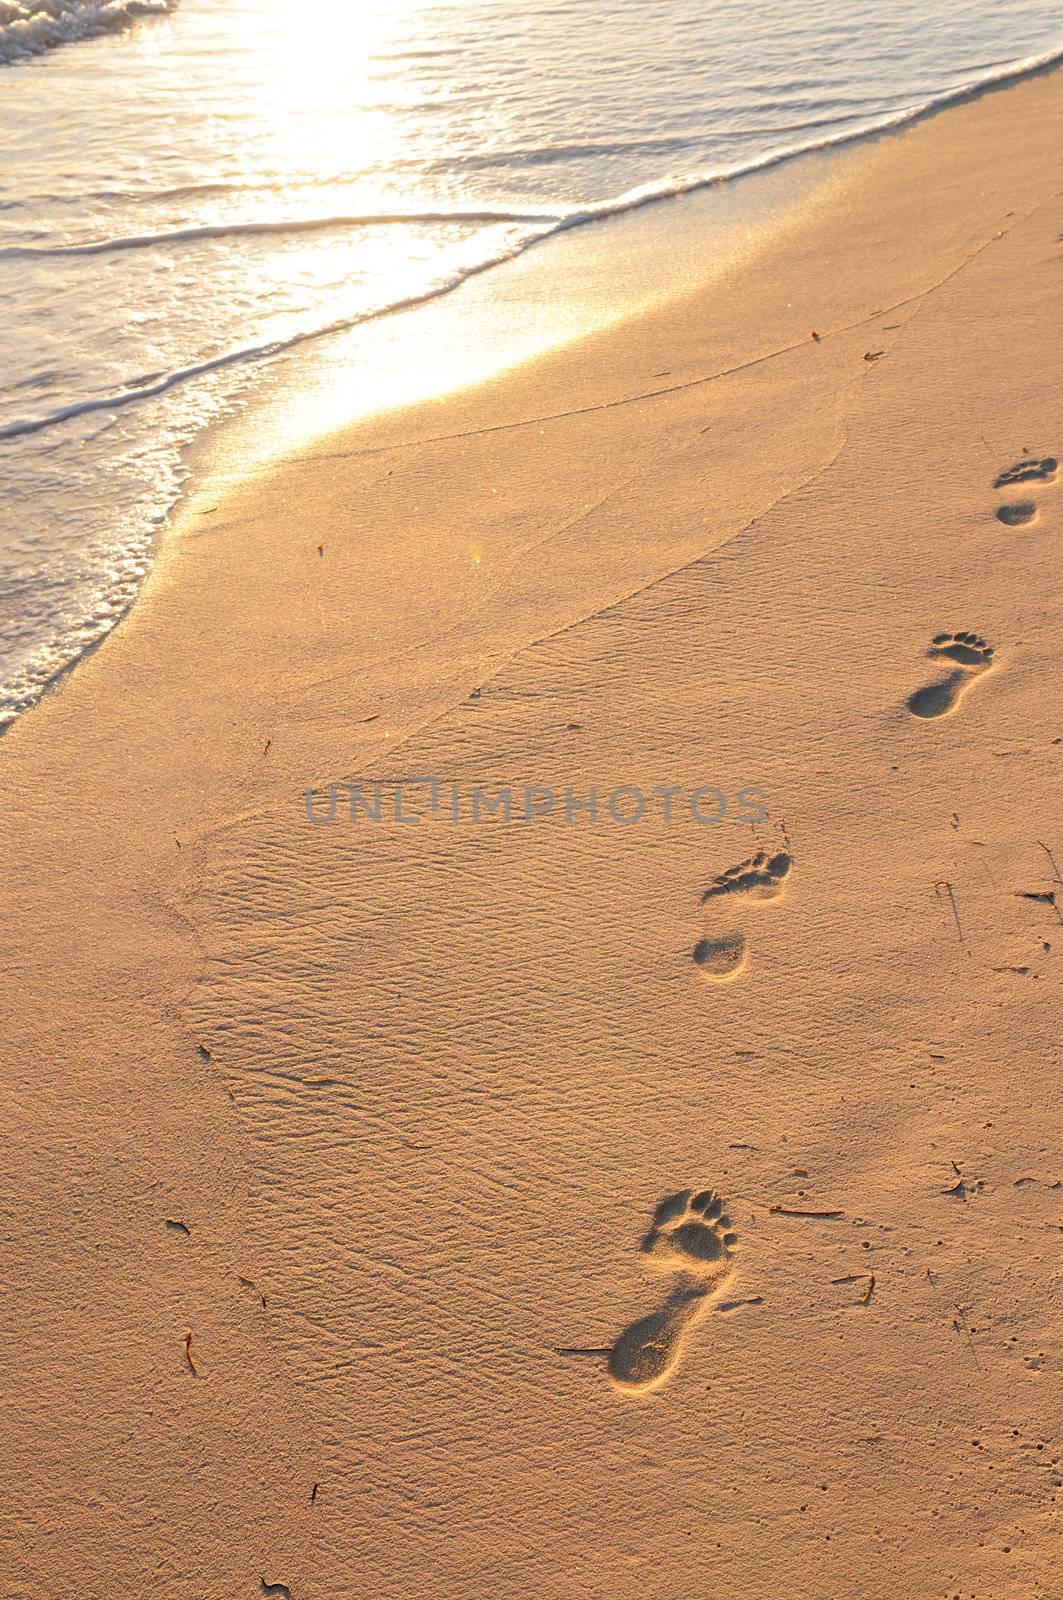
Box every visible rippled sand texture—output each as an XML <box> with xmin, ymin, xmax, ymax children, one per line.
<box><xmin>2</xmin><ymin>62</ymin><xmax>1062</xmax><ymax>1600</ymax></box>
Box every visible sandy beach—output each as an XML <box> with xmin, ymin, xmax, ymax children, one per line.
<box><xmin>2</xmin><ymin>57</ymin><xmax>1062</xmax><ymax>1600</ymax></box>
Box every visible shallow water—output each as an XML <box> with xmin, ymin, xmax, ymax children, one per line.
<box><xmin>1</xmin><ymin>0</ymin><xmax>1062</xmax><ymax>728</ymax></box>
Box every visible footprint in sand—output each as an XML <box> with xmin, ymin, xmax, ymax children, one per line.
<box><xmin>609</xmin><ymin>1188</ymin><xmax>737</xmax><ymax>1393</ymax></box>
<box><xmin>995</xmin><ymin>454</ymin><xmax>1056</xmax><ymax>526</ymax></box>
<box><xmin>907</xmin><ymin>631</ymin><xmax>996</xmax><ymax>719</ymax></box>
<box><xmin>692</xmin><ymin>849</ymin><xmax>792</xmax><ymax>980</ymax></box>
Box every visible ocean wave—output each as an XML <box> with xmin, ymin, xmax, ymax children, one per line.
<box><xmin>407</xmin><ymin>114</ymin><xmax>876</xmax><ymax>176</ymax></box>
<box><xmin>6</xmin><ymin>31</ymin><xmax>1063</xmax><ymax>266</ymax></box>
<box><xmin>0</xmin><ymin>225</ymin><xmax>565</xmax><ymax>442</ymax></box>
<box><xmin>534</xmin><ymin>32</ymin><xmax>1063</xmax><ymax>234</ymax></box>
<box><xmin>0</xmin><ymin>208</ymin><xmax>566</xmax><ymax>260</ymax></box>
<box><xmin>0</xmin><ymin>0</ymin><xmax>178</xmax><ymax>66</ymax></box>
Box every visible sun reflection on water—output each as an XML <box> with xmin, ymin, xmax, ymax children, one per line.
<box><xmin>238</xmin><ymin>0</ymin><xmax>430</xmax><ymax>210</ymax></box>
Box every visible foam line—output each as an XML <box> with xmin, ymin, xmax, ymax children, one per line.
<box><xmin>0</xmin><ymin>0</ymin><xmax>177</xmax><ymax>66</ymax></box>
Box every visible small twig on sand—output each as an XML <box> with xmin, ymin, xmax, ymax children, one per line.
<box><xmin>182</xmin><ymin>1330</ymin><xmax>197</xmax><ymax>1375</ymax></box>
<box><xmin>769</xmin><ymin>1205</ymin><xmax>844</xmax><ymax>1219</ymax></box>
<box><xmin>237</xmin><ymin>1274</ymin><xmax>267</xmax><ymax>1308</ymax></box>
<box><xmin>861</xmin><ymin>1273</ymin><xmax>876</xmax><ymax>1305</ymax></box>
<box><xmin>1038</xmin><ymin>840</ymin><xmax>1063</xmax><ymax>888</ymax></box>
<box><xmin>934</xmin><ymin>880</ymin><xmax>966</xmax><ymax>947</ymax></box>
<box><xmin>1036</xmin><ymin>843</ymin><xmax>1063</xmax><ymax>921</ymax></box>
<box><xmin>952</xmin><ymin>1305</ymin><xmax>981</xmax><ymax>1370</ymax></box>
<box><xmin>555</xmin><ymin>1346</ymin><xmax>612</xmax><ymax>1358</ymax></box>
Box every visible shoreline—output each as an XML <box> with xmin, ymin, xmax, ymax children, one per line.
<box><xmin>7</xmin><ymin>28</ymin><xmax>1063</xmax><ymax>738</ymax></box>
<box><xmin>0</xmin><ymin>119</ymin><xmax>836</xmax><ymax>739</ymax></box>
<box><xmin>3</xmin><ymin>57</ymin><xmax>1062</xmax><ymax>1600</ymax></box>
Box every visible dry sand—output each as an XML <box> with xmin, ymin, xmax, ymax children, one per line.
<box><xmin>2</xmin><ymin>63</ymin><xmax>1062</xmax><ymax>1600</ymax></box>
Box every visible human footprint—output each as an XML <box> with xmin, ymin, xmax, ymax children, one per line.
<box><xmin>609</xmin><ymin>1188</ymin><xmax>737</xmax><ymax>1393</ymax></box>
<box><xmin>693</xmin><ymin>850</ymin><xmax>792</xmax><ymax>980</ymax></box>
<box><xmin>907</xmin><ymin>631</ymin><xmax>996</xmax><ymax>719</ymax></box>
<box><xmin>994</xmin><ymin>454</ymin><xmax>1056</xmax><ymax>526</ymax></box>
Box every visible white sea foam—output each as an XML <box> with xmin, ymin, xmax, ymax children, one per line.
<box><xmin>0</xmin><ymin>0</ymin><xmax>177</xmax><ymax>65</ymax></box>
<box><xmin>0</xmin><ymin>209</ymin><xmax>569</xmax><ymax>260</ymax></box>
